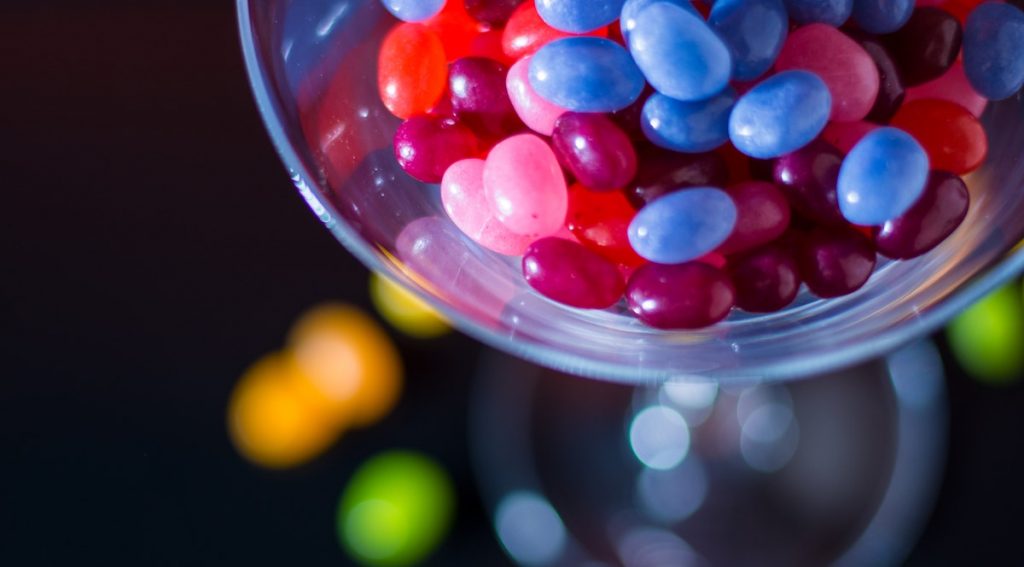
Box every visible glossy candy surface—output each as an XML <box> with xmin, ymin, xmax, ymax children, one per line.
<box><xmin>963</xmin><ymin>3</ymin><xmax>1024</xmax><ymax>100</ymax></box>
<box><xmin>628</xmin><ymin>187</ymin><xmax>738</xmax><ymax>264</ymax></box>
<box><xmin>728</xmin><ymin>243</ymin><xmax>801</xmax><ymax>312</ymax></box>
<box><xmin>529</xmin><ymin>37</ymin><xmax>645</xmax><ymax>112</ymax></box>
<box><xmin>465</xmin><ymin>0</ymin><xmax>525</xmax><ymax>24</ymax></box>
<box><xmin>506</xmin><ymin>55</ymin><xmax>566</xmax><ymax>136</ymax></box>
<box><xmin>626</xmin><ymin>147</ymin><xmax>729</xmax><ymax>208</ymax></box>
<box><xmin>852</xmin><ymin>0</ymin><xmax>914</xmax><ymax>34</ymax></box>
<box><xmin>626</xmin><ymin>262</ymin><xmax>736</xmax><ymax>328</ymax></box>
<box><xmin>905</xmin><ymin>60</ymin><xmax>987</xmax><ymax>118</ymax></box>
<box><xmin>641</xmin><ymin>89</ymin><xmax>736</xmax><ymax>153</ymax></box>
<box><xmin>381</xmin><ymin>0</ymin><xmax>447</xmax><ymax>22</ymax></box>
<box><xmin>522</xmin><ymin>237</ymin><xmax>625</xmax><ymax>308</ymax></box>
<box><xmin>627</xmin><ymin>2</ymin><xmax>732</xmax><ymax>101</ymax></box>
<box><xmin>442</xmin><ymin>159</ymin><xmax>537</xmax><ymax>255</ymax></box>
<box><xmin>483</xmin><ymin>134</ymin><xmax>568</xmax><ymax>235</ymax></box>
<box><xmin>822</xmin><ymin>120</ymin><xmax>879</xmax><ymax>154</ymax></box>
<box><xmin>891</xmin><ymin>99</ymin><xmax>988</xmax><ymax>175</ymax></box>
<box><xmin>885</xmin><ymin>7</ymin><xmax>962</xmax><ymax>87</ymax></box>
<box><xmin>783</xmin><ymin>0</ymin><xmax>852</xmax><ymax>26</ymax></box>
<box><xmin>551</xmin><ymin>113</ymin><xmax>638</xmax><ymax>190</ymax></box>
<box><xmin>718</xmin><ymin>181</ymin><xmax>791</xmax><ymax>255</ymax></box>
<box><xmin>620</xmin><ymin>0</ymin><xmax>698</xmax><ymax>41</ymax></box>
<box><xmin>502</xmin><ymin>1</ymin><xmax>608</xmax><ymax>60</ymax></box>
<box><xmin>797</xmin><ymin>226</ymin><xmax>877</xmax><ymax>298</ymax></box>
<box><xmin>772</xmin><ymin>139</ymin><xmax>846</xmax><ymax>226</ymax></box>
<box><xmin>729</xmin><ymin>70</ymin><xmax>832</xmax><ymax>158</ymax></box>
<box><xmin>425</xmin><ymin>2</ymin><xmax>483</xmax><ymax>62</ymax></box>
<box><xmin>394</xmin><ymin>115</ymin><xmax>479</xmax><ymax>183</ymax></box>
<box><xmin>378</xmin><ymin>24</ymin><xmax>449</xmax><ymax>118</ymax></box>
<box><xmin>875</xmin><ymin>170</ymin><xmax>969</xmax><ymax>259</ymax></box>
<box><xmin>567</xmin><ymin>184</ymin><xmax>645</xmax><ymax>265</ymax></box>
<box><xmin>852</xmin><ymin>34</ymin><xmax>905</xmax><ymax>123</ymax></box>
<box><xmin>837</xmin><ymin>127</ymin><xmax>930</xmax><ymax>225</ymax></box>
<box><xmin>708</xmin><ymin>0</ymin><xmax>789</xmax><ymax>81</ymax></box>
<box><xmin>449</xmin><ymin>57</ymin><xmax>521</xmax><ymax>139</ymax></box>
<box><xmin>535</xmin><ymin>0</ymin><xmax>626</xmax><ymax>33</ymax></box>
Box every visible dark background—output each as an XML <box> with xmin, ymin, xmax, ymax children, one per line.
<box><xmin>2</xmin><ymin>2</ymin><xmax>1022</xmax><ymax>565</ymax></box>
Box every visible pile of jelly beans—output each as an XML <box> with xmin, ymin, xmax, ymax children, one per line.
<box><xmin>377</xmin><ymin>0</ymin><xmax>1024</xmax><ymax>329</ymax></box>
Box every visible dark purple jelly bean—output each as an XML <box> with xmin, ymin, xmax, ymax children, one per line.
<box><xmin>772</xmin><ymin>139</ymin><xmax>846</xmax><ymax>226</ymax></box>
<box><xmin>885</xmin><ymin>7</ymin><xmax>962</xmax><ymax>87</ymax></box>
<box><xmin>626</xmin><ymin>262</ymin><xmax>736</xmax><ymax>329</ymax></box>
<box><xmin>523</xmin><ymin>237</ymin><xmax>625</xmax><ymax>309</ymax></box>
<box><xmin>796</xmin><ymin>226</ymin><xmax>877</xmax><ymax>298</ymax></box>
<box><xmin>852</xmin><ymin>33</ymin><xmax>906</xmax><ymax>123</ymax></box>
<box><xmin>551</xmin><ymin>112</ymin><xmax>638</xmax><ymax>190</ymax></box>
<box><xmin>464</xmin><ymin>0</ymin><xmax>525</xmax><ymax>25</ymax></box>
<box><xmin>718</xmin><ymin>181</ymin><xmax>792</xmax><ymax>255</ymax></box>
<box><xmin>748</xmin><ymin>158</ymin><xmax>776</xmax><ymax>182</ymax></box>
<box><xmin>448</xmin><ymin>57</ymin><xmax>523</xmax><ymax>139</ymax></box>
<box><xmin>728</xmin><ymin>243</ymin><xmax>801</xmax><ymax>312</ymax></box>
<box><xmin>626</xmin><ymin>145</ymin><xmax>729</xmax><ymax>209</ymax></box>
<box><xmin>393</xmin><ymin>114</ymin><xmax>479</xmax><ymax>183</ymax></box>
<box><xmin>875</xmin><ymin>170</ymin><xmax>969</xmax><ymax>259</ymax></box>
<box><xmin>610</xmin><ymin>85</ymin><xmax>654</xmax><ymax>142</ymax></box>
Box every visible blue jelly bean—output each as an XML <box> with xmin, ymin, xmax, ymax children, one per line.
<box><xmin>728</xmin><ymin>70</ymin><xmax>831</xmax><ymax>159</ymax></box>
<box><xmin>709</xmin><ymin>0</ymin><xmax>789</xmax><ymax>81</ymax></box>
<box><xmin>837</xmin><ymin>127</ymin><xmax>930</xmax><ymax>225</ymax></box>
<box><xmin>537</xmin><ymin>0</ymin><xmax>627</xmax><ymax>33</ymax></box>
<box><xmin>628</xmin><ymin>187</ymin><xmax>738</xmax><ymax>264</ymax></box>
<box><xmin>963</xmin><ymin>3</ymin><xmax>1024</xmax><ymax>101</ymax></box>
<box><xmin>529</xmin><ymin>37</ymin><xmax>646</xmax><ymax>112</ymax></box>
<box><xmin>621</xmin><ymin>0</ymin><xmax>698</xmax><ymax>41</ymax></box>
<box><xmin>642</xmin><ymin>89</ymin><xmax>737</xmax><ymax>152</ymax></box>
<box><xmin>628</xmin><ymin>2</ymin><xmax>732</xmax><ymax>101</ymax></box>
<box><xmin>379</xmin><ymin>0</ymin><xmax>446</xmax><ymax>22</ymax></box>
<box><xmin>851</xmin><ymin>0</ymin><xmax>914</xmax><ymax>34</ymax></box>
<box><xmin>782</xmin><ymin>0</ymin><xmax>852</xmax><ymax>26</ymax></box>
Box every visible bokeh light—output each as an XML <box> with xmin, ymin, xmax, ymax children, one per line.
<box><xmin>636</xmin><ymin>457</ymin><xmax>708</xmax><ymax>523</ymax></box>
<box><xmin>494</xmin><ymin>491</ymin><xmax>568</xmax><ymax>567</ymax></box>
<box><xmin>947</xmin><ymin>282</ymin><xmax>1024</xmax><ymax>384</ymax></box>
<box><xmin>337</xmin><ymin>451</ymin><xmax>454</xmax><ymax>566</ymax></box>
<box><xmin>628</xmin><ymin>405</ymin><xmax>691</xmax><ymax>471</ymax></box>
<box><xmin>369</xmin><ymin>272</ymin><xmax>450</xmax><ymax>339</ymax></box>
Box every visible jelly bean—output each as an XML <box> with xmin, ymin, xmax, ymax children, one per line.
<box><xmin>963</xmin><ymin>2</ymin><xmax>1024</xmax><ymax>100</ymax></box>
<box><xmin>483</xmin><ymin>134</ymin><xmax>568</xmax><ymax>235</ymax></box>
<box><xmin>775</xmin><ymin>24</ymin><xmax>880</xmax><ymax>123</ymax></box>
<box><xmin>522</xmin><ymin>237</ymin><xmax>626</xmax><ymax>308</ymax></box>
<box><xmin>718</xmin><ymin>181</ymin><xmax>792</xmax><ymax>255</ymax></box>
<box><xmin>729</xmin><ymin>70</ymin><xmax>832</xmax><ymax>158</ymax></box>
<box><xmin>821</xmin><ymin>120</ymin><xmax>879</xmax><ymax>154</ymax></box>
<box><xmin>772</xmin><ymin>139</ymin><xmax>846</xmax><ymax>226</ymax></box>
<box><xmin>626</xmin><ymin>146</ymin><xmax>729</xmax><ymax>208</ymax></box>
<box><xmin>641</xmin><ymin>89</ymin><xmax>737</xmax><ymax>153</ymax></box>
<box><xmin>728</xmin><ymin>243</ymin><xmax>801</xmax><ymax>312</ymax></box>
<box><xmin>465</xmin><ymin>0</ymin><xmax>526</xmax><ymax>24</ymax></box>
<box><xmin>469</xmin><ymin>30</ymin><xmax>516</xmax><ymax>67</ymax></box>
<box><xmin>875</xmin><ymin>170</ymin><xmax>969</xmax><ymax>259</ymax></box>
<box><xmin>536</xmin><ymin>0</ymin><xmax>626</xmax><ymax>33</ymax></box>
<box><xmin>708</xmin><ymin>0</ymin><xmax>789</xmax><ymax>81</ymax></box>
<box><xmin>620</xmin><ymin>0</ymin><xmax>699</xmax><ymax>42</ymax></box>
<box><xmin>378</xmin><ymin>24</ymin><xmax>448</xmax><ymax>118</ymax></box>
<box><xmin>448</xmin><ymin>57</ymin><xmax>523</xmax><ymax>139</ymax></box>
<box><xmin>891</xmin><ymin>99</ymin><xmax>988</xmax><ymax>174</ymax></box>
<box><xmin>916</xmin><ymin>0</ymin><xmax>984</xmax><ymax>23</ymax></box>
<box><xmin>852</xmin><ymin>0</ymin><xmax>915</xmax><ymax>33</ymax></box>
<box><xmin>425</xmin><ymin>1</ymin><xmax>485</xmax><ymax>61</ymax></box>
<box><xmin>502</xmin><ymin>1</ymin><xmax>608</xmax><ymax>60</ymax></box>
<box><xmin>783</xmin><ymin>0</ymin><xmax>853</xmax><ymax>26</ymax></box>
<box><xmin>381</xmin><ymin>0</ymin><xmax>447</xmax><ymax>22</ymax></box>
<box><xmin>529</xmin><ymin>37</ymin><xmax>645</xmax><ymax>112</ymax></box>
<box><xmin>905</xmin><ymin>60</ymin><xmax>987</xmax><ymax>118</ymax></box>
<box><xmin>628</xmin><ymin>2</ymin><xmax>732</xmax><ymax>101</ymax></box>
<box><xmin>441</xmin><ymin>159</ymin><xmax>537</xmax><ymax>255</ymax></box>
<box><xmin>567</xmin><ymin>183</ymin><xmax>645</xmax><ymax>266</ymax></box>
<box><xmin>885</xmin><ymin>8</ymin><xmax>962</xmax><ymax>87</ymax></box>
<box><xmin>626</xmin><ymin>262</ymin><xmax>736</xmax><ymax>328</ymax></box>
<box><xmin>506</xmin><ymin>55</ymin><xmax>567</xmax><ymax>136</ymax></box>
<box><xmin>628</xmin><ymin>187</ymin><xmax>738</xmax><ymax>264</ymax></box>
<box><xmin>551</xmin><ymin>113</ymin><xmax>638</xmax><ymax>190</ymax></box>
<box><xmin>850</xmin><ymin>33</ymin><xmax>905</xmax><ymax>123</ymax></box>
<box><xmin>837</xmin><ymin>127</ymin><xmax>930</xmax><ymax>225</ymax></box>
<box><xmin>796</xmin><ymin>225</ymin><xmax>876</xmax><ymax>298</ymax></box>
<box><xmin>393</xmin><ymin>115</ymin><xmax>479</xmax><ymax>183</ymax></box>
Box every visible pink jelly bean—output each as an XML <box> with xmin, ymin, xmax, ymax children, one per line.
<box><xmin>522</xmin><ymin>237</ymin><xmax>625</xmax><ymax>309</ymax></box>
<box><xmin>905</xmin><ymin>60</ymin><xmax>988</xmax><ymax>118</ymax></box>
<box><xmin>441</xmin><ymin>159</ymin><xmax>537</xmax><ymax>255</ymax></box>
<box><xmin>718</xmin><ymin>181</ymin><xmax>791</xmax><ymax>255</ymax></box>
<box><xmin>775</xmin><ymin>24</ymin><xmax>881</xmax><ymax>122</ymax></box>
<box><xmin>821</xmin><ymin>120</ymin><xmax>880</xmax><ymax>154</ymax></box>
<box><xmin>506</xmin><ymin>55</ymin><xmax>567</xmax><ymax>136</ymax></box>
<box><xmin>484</xmin><ymin>133</ymin><xmax>568</xmax><ymax>235</ymax></box>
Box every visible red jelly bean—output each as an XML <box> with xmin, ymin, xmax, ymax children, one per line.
<box><xmin>904</xmin><ymin>60</ymin><xmax>987</xmax><ymax>118</ymax></box>
<box><xmin>522</xmin><ymin>237</ymin><xmax>625</xmax><ymax>308</ymax></box>
<box><xmin>378</xmin><ymin>23</ymin><xmax>448</xmax><ymax>118</ymax></box>
<box><xmin>626</xmin><ymin>262</ymin><xmax>736</xmax><ymax>329</ymax></box>
<box><xmin>551</xmin><ymin>113</ymin><xmax>638</xmax><ymax>191</ymax></box>
<box><xmin>796</xmin><ymin>226</ymin><xmax>877</xmax><ymax>298</ymax></box>
<box><xmin>465</xmin><ymin>0</ymin><xmax>526</xmax><ymax>25</ymax></box>
<box><xmin>885</xmin><ymin>7</ymin><xmax>962</xmax><ymax>87</ymax></box>
<box><xmin>626</xmin><ymin>146</ymin><xmax>729</xmax><ymax>209</ymax></box>
<box><xmin>394</xmin><ymin>115</ymin><xmax>479</xmax><ymax>183</ymax></box>
<box><xmin>728</xmin><ymin>243</ymin><xmax>801</xmax><ymax>312</ymax></box>
<box><xmin>875</xmin><ymin>170</ymin><xmax>970</xmax><ymax>259</ymax></box>
<box><xmin>425</xmin><ymin>2</ymin><xmax>485</xmax><ymax>61</ymax></box>
<box><xmin>772</xmin><ymin>139</ymin><xmax>846</xmax><ymax>226</ymax></box>
<box><xmin>821</xmin><ymin>120</ymin><xmax>880</xmax><ymax>154</ymax></box>
<box><xmin>891</xmin><ymin>99</ymin><xmax>988</xmax><ymax>174</ymax></box>
<box><xmin>917</xmin><ymin>0</ymin><xmax>985</xmax><ymax>23</ymax></box>
<box><xmin>718</xmin><ymin>181</ymin><xmax>792</xmax><ymax>255</ymax></box>
<box><xmin>448</xmin><ymin>57</ymin><xmax>523</xmax><ymax>139</ymax></box>
<box><xmin>502</xmin><ymin>0</ymin><xmax>607</xmax><ymax>60</ymax></box>
<box><xmin>469</xmin><ymin>29</ymin><xmax>516</xmax><ymax>66</ymax></box>
<box><xmin>566</xmin><ymin>183</ymin><xmax>645</xmax><ymax>266</ymax></box>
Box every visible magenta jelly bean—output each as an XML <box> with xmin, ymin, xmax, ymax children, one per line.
<box><xmin>875</xmin><ymin>170</ymin><xmax>969</xmax><ymax>259</ymax></box>
<box><xmin>796</xmin><ymin>225</ymin><xmax>877</xmax><ymax>298</ymax></box>
<box><xmin>905</xmin><ymin>60</ymin><xmax>987</xmax><ymax>118</ymax></box>
<box><xmin>522</xmin><ymin>237</ymin><xmax>625</xmax><ymax>308</ymax></box>
<box><xmin>442</xmin><ymin>158</ymin><xmax>537</xmax><ymax>255</ymax></box>
<box><xmin>506</xmin><ymin>54</ymin><xmax>567</xmax><ymax>136</ymax></box>
<box><xmin>626</xmin><ymin>146</ymin><xmax>729</xmax><ymax>209</ymax></box>
<box><xmin>465</xmin><ymin>0</ymin><xmax>526</xmax><ymax>24</ymax></box>
<box><xmin>551</xmin><ymin>112</ymin><xmax>638</xmax><ymax>190</ymax></box>
<box><xmin>772</xmin><ymin>139</ymin><xmax>846</xmax><ymax>226</ymax></box>
<box><xmin>822</xmin><ymin>120</ymin><xmax>880</xmax><ymax>154</ymax></box>
<box><xmin>484</xmin><ymin>133</ymin><xmax>568</xmax><ymax>235</ymax></box>
<box><xmin>728</xmin><ymin>243</ymin><xmax>801</xmax><ymax>312</ymax></box>
<box><xmin>885</xmin><ymin>7</ymin><xmax>962</xmax><ymax>87</ymax></box>
<box><xmin>449</xmin><ymin>57</ymin><xmax>523</xmax><ymax>139</ymax></box>
<box><xmin>775</xmin><ymin>24</ymin><xmax>880</xmax><ymax>123</ymax></box>
<box><xmin>394</xmin><ymin>114</ymin><xmax>480</xmax><ymax>183</ymax></box>
<box><xmin>718</xmin><ymin>181</ymin><xmax>791</xmax><ymax>255</ymax></box>
<box><xmin>626</xmin><ymin>262</ymin><xmax>736</xmax><ymax>329</ymax></box>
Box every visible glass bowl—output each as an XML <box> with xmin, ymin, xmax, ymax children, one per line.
<box><xmin>237</xmin><ymin>0</ymin><xmax>1024</xmax><ymax>383</ymax></box>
